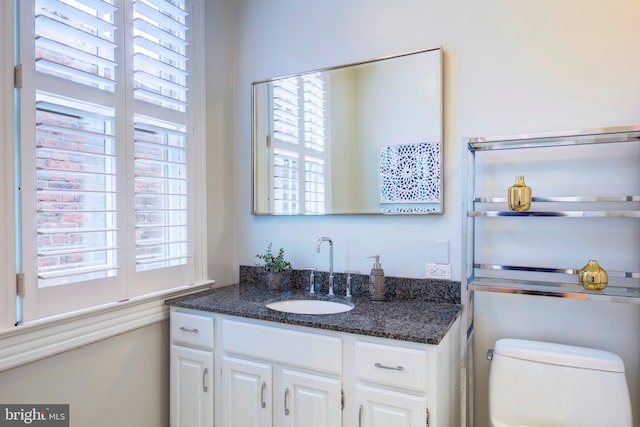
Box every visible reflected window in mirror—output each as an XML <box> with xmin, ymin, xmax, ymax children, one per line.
<box><xmin>252</xmin><ymin>48</ymin><xmax>443</xmax><ymax>215</ymax></box>
<box><xmin>260</xmin><ymin>73</ymin><xmax>330</xmax><ymax>214</ymax></box>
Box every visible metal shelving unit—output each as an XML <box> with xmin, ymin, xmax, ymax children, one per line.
<box><xmin>459</xmin><ymin>125</ymin><xmax>640</xmax><ymax>427</ymax></box>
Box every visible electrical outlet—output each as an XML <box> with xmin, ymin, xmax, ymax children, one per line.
<box><xmin>425</xmin><ymin>263</ymin><xmax>452</xmax><ymax>280</ymax></box>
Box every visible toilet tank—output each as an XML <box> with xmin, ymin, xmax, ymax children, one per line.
<box><xmin>488</xmin><ymin>338</ymin><xmax>632</xmax><ymax>427</ymax></box>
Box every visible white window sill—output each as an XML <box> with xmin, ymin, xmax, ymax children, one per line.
<box><xmin>0</xmin><ymin>281</ymin><xmax>215</xmax><ymax>372</ymax></box>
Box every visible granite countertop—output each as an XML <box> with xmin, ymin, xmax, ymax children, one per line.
<box><xmin>166</xmin><ymin>281</ymin><xmax>462</xmax><ymax>345</ymax></box>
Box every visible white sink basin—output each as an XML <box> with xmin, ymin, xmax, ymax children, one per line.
<box><xmin>266</xmin><ymin>299</ymin><xmax>354</xmax><ymax>315</ymax></box>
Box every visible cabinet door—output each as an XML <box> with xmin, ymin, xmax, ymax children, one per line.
<box><xmin>221</xmin><ymin>356</ymin><xmax>273</xmax><ymax>427</ymax></box>
<box><xmin>355</xmin><ymin>384</ymin><xmax>427</xmax><ymax>427</ymax></box>
<box><xmin>280</xmin><ymin>369</ymin><xmax>342</xmax><ymax>427</ymax></box>
<box><xmin>170</xmin><ymin>345</ymin><xmax>214</xmax><ymax>427</ymax></box>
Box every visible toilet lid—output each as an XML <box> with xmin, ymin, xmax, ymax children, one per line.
<box><xmin>493</xmin><ymin>338</ymin><xmax>625</xmax><ymax>372</ymax></box>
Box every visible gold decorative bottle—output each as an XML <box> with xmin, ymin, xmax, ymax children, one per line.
<box><xmin>508</xmin><ymin>175</ymin><xmax>532</xmax><ymax>211</ymax></box>
<box><xmin>577</xmin><ymin>260</ymin><xmax>608</xmax><ymax>290</ymax></box>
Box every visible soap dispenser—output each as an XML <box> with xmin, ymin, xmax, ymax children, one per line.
<box><xmin>367</xmin><ymin>255</ymin><xmax>386</xmax><ymax>301</ymax></box>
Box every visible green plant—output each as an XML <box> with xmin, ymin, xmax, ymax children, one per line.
<box><xmin>255</xmin><ymin>243</ymin><xmax>292</xmax><ymax>273</ymax></box>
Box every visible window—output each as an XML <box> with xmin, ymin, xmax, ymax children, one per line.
<box><xmin>270</xmin><ymin>72</ymin><xmax>329</xmax><ymax>214</ymax></box>
<box><xmin>17</xmin><ymin>0</ymin><xmax>204</xmax><ymax>322</ymax></box>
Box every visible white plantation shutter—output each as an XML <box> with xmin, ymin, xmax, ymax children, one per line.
<box><xmin>32</xmin><ymin>0</ymin><xmax>119</xmax><ymax>290</ymax></box>
<box><xmin>132</xmin><ymin>0</ymin><xmax>190</xmax><ymax>271</ymax></box>
<box><xmin>301</xmin><ymin>73</ymin><xmax>326</xmax><ymax>152</ymax></box>
<box><xmin>272</xmin><ymin>148</ymin><xmax>299</xmax><ymax>214</ymax></box>
<box><xmin>134</xmin><ymin>120</ymin><xmax>189</xmax><ymax>271</ymax></box>
<box><xmin>132</xmin><ymin>0</ymin><xmax>189</xmax><ymax>112</ymax></box>
<box><xmin>304</xmin><ymin>157</ymin><xmax>325</xmax><ymax>213</ymax></box>
<box><xmin>35</xmin><ymin>100</ymin><xmax>119</xmax><ymax>286</ymax></box>
<box><xmin>270</xmin><ymin>73</ymin><xmax>329</xmax><ymax>214</ymax></box>
<box><xmin>20</xmin><ymin>0</ymin><xmax>198</xmax><ymax>321</ymax></box>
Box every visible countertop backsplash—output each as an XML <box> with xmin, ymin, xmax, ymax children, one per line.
<box><xmin>240</xmin><ymin>265</ymin><xmax>460</xmax><ymax>304</ymax></box>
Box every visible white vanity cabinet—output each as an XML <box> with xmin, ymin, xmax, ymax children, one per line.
<box><xmin>170</xmin><ymin>311</ymin><xmax>215</xmax><ymax>427</ymax></box>
<box><xmin>355</xmin><ymin>384</ymin><xmax>427</xmax><ymax>426</ymax></box>
<box><xmin>279</xmin><ymin>368</ymin><xmax>342</xmax><ymax>427</ymax></box>
<box><xmin>169</xmin><ymin>306</ymin><xmax>460</xmax><ymax>427</ymax></box>
<box><xmin>221</xmin><ymin>356</ymin><xmax>343</xmax><ymax>427</ymax></box>
<box><xmin>220</xmin><ymin>355</ymin><xmax>272</xmax><ymax>427</ymax></box>
<box><xmin>220</xmin><ymin>318</ymin><xmax>343</xmax><ymax>427</ymax></box>
<box><xmin>351</xmin><ymin>331</ymin><xmax>459</xmax><ymax>427</ymax></box>
<box><xmin>354</xmin><ymin>341</ymin><xmax>429</xmax><ymax>426</ymax></box>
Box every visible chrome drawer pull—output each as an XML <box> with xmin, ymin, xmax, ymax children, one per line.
<box><xmin>374</xmin><ymin>362</ymin><xmax>404</xmax><ymax>371</ymax></box>
<box><xmin>260</xmin><ymin>382</ymin><xmax>266</xmax><ymax>408</ymax></box>
<box><xmin>202</xmin><ymin>368</ymin><xmax>208</xmax><ymax>392</ymax></box>
<box><xmin>284</xmin><ymin>388</ymin><xmax>290</xmax><ymax>415</ymax></box>
<box><xmin>179</xmin><ymin>326</ymin><xmax>199</xmax><ymax>333</ymax></box>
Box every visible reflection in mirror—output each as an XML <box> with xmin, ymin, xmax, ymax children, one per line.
<box><xmin>252</xmin><ymin>48</ymin><xmax>443</xmax><ymax>215</ymax></box>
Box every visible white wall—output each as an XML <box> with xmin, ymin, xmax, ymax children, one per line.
<box><xmin>0</xmin><ymin>322</ymin><xmax>169</xmax><ymax>427</ymax></box>
<box><xmin>233</xmin><ymin>0</ymin><xmax>640</xmax><ymax>425</ymax></box>
<box><xmin>205</xmin><ymin>0</ymin><xmax>238</xmax><ymax>286</ymax></box>
<box><xmin>328</xmin><ymin>68</ymin><xmax>357</xmax><ymax>211</ymax></box>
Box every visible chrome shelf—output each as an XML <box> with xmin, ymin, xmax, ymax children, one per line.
<box><xmin>462</xmin><ymin>124</ymin><xmax>640</xmax><ymax>313</ymax></box>
<box><xmin>471</xmin><ymin>195</ymin><xmax>640</xmax><ymax>217</ymax></box>
<box><xmin>474</xmin><ymin>263</ymin><xmax>640</xmax><ymax>279</ymax></box>
<box><xmin>463</xmin><ymin>124</ymin><xmax>640</xmax><ymax>300</ymax></box>
<box><xmin>468</xmin><ymin>277</ymin><xmax>640</xmax><ymax>304</ymax></box>
<box><xmin>469</xmin><ymin>210</ymin><xmax>640</xmax><ymax>218</ymax></box>
<box><xmin>465</xmin><ymin>125</ymin><xmax>640</xmax><ymax>151</ymax></box>
<box><xmin>474</xmin><ymin>195</ymin><xmax>640</xmax><ymax>203</ymax></box>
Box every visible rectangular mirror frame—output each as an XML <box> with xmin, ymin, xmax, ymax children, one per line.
<box><xmin>251</xmin><ymin>47</ymin><xmax>443</xmax><ymax>216</ymax></box>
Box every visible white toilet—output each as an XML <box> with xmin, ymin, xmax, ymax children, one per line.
<box><xmin>488</xmin><ymin>338</ymin><xmax>632</xmax><ymax>427</ymax></box>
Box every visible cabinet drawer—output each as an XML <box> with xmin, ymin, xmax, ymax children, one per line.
<box><xmin>222</xmin><ymin>319</ymin><xmax>342</xmax><ymax>375</ymax></box>
<box><xmin>355</xmin><ymin>341</ymin><xmax>427</xmax><ymax>392</ymax></box>
<box><xmin>171</xmin><ymin>311</ymin><xmax>214</xmax><ymax>349</ymax></box>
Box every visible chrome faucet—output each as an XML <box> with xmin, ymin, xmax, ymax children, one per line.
<box><xmin>302</xmin><ymin>267</ymin><xmax>317</xmax><ymax>295</ymax></box>
<box><xmin>315</xmin><ymin>237</ymin><xmax>334</xmax><ymax>296</ymax></box>
<box><xmin>344</xmin><ymin>270</ymin><xmax>359</xmax><ymax>298</ymax></box>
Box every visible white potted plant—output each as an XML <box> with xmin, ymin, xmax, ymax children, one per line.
<box><xmin>255</xmin><ymin>243</ymin><xmax>292</xmax><ymax>290</ymax></box>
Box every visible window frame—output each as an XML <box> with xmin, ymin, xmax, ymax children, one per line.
<box><xmin>0</xmin><ymin>0</ymin><xmax>17</xmax><ymax>331</ymax></box>
<box><xmin>0</xmin><ymin>0</ymin><xmax>210</xmax><ymax>367</ymax></box>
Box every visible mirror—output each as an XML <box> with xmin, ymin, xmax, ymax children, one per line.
<box><xmin>252</xmin><ymin>47</ymin><xmax>443</xmax><ymax>215</ymax></box>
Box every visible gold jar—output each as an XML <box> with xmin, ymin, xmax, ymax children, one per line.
<box><xmin>577</xmin><ymin>260</ymin><xmax>608</xmax><ymax>290</ymax></box>
<box><xmin>508</xmin><ymin>175</ymin><xmax>532</xmax><ymax>211</ymax></box>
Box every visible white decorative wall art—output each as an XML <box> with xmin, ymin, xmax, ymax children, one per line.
<box><xmin>379</xmin><ymin>141</ymin><xmax>441</xmax><ymax>204</ymax></box>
